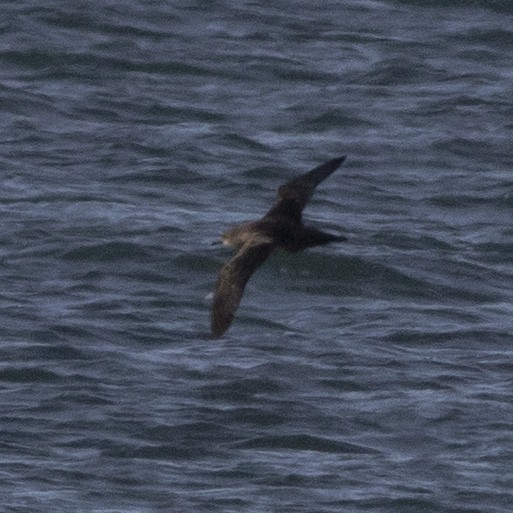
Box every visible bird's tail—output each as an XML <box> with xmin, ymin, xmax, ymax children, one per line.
<box><xmin>301</xmin><ymin>227</ymin><xmax>347</xmax><ymax>249</ymax></box>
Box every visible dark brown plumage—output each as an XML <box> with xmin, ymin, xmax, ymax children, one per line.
<box><xmin>211</xmin><ymin>156</ymin><xmax>347</xmax><ymax>337</ymax></box>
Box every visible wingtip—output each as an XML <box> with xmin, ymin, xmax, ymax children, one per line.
<box><xmin>324</xmin><ymin>155</ymin><xmax>346</xmax><ymax>170</ymax></box>
<box><xmin>211</xmin><ymin>320</ymin><xmax>227</xmax><ymax>339</ymax></box>
<box><xmin>211</xmin><ymin>312</ymin><xmax>232</xmax><ymax>338</ymax></box>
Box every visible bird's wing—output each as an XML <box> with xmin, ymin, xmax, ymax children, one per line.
<box><xmin>265</xmin><ymin>156</ymin><xmax>346</xmax><ymax>220</ymax></box>
<box><xmin>211</xmin><ymin>238</ymin><xmax>274</xmax><ymax>338</ymax></box>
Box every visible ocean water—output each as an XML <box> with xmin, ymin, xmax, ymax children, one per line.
<box><xmin>1</xmin><ymin>0</ymin><xmax>513</xmax><ymax>511</ymax></box>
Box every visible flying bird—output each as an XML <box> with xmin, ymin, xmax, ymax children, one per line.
<box><xmin>211</xmin><ymin>156</ymin><xmax>347</xmax><ymax>337</ymax></box>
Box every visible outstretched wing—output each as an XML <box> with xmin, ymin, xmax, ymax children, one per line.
<box><xmin>265</xmin><ymin>156</ymin><xmax>346</xmax><ymax>221</ymax></box>
<box><xmin>211</xmin><ymin>239</ymin><xmax>274</xmax><ymax>338</ymax></box>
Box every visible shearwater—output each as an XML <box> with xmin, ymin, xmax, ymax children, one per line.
<box><xmin>211</xmin><ymin>156</ymin><xmax>347</xmax><ymax>338</ymax></box>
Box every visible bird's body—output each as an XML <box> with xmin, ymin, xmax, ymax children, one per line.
<box><xmin>222</xmin><ymin>218</ymin><xmax>344</xmax><ymax>253</ymax></box>
<box><xmin>211</xmin><ymin>156</ymin><xmax>347</xmax><ymax>337</ymax></box>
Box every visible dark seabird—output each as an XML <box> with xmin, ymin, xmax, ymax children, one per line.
<box><xmin>211</xmin><ymin>156</ymin><xmax>347</xmax><ymax>338</ymax></box>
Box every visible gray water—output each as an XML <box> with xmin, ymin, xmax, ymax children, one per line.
<box><xmin>1</xmin><ymin>1</ymin><xmax>513</xmax><ymax>512</ymax></box>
